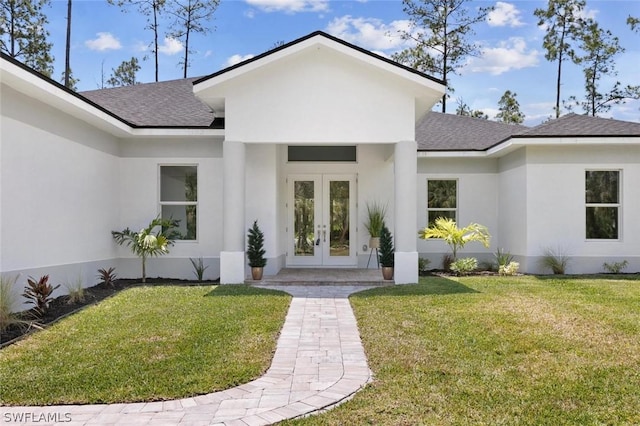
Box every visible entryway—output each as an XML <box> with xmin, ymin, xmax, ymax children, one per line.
<box><xmin>287</xmin><ymin>174</ymin><xmax>356</xmax><ymax>266</ymax></box>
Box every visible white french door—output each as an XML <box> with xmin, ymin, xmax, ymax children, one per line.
<box><xmin>288</xmin><ymin>174</ymin><xmax>356</xmax><ymax>266</ymax></box>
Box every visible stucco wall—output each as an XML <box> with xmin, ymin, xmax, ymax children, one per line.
<box><xmin>220</xmin><ymin>47</ymin><xmax>417</xmax><ymax>143</ymax></box>
<box><xmin>524</xmin><ymin>145</ymin><xmax>640</xmax><ymax>274</ymax></box>
<box><xmin>497</xmin><ymin>149</ymin><xmax>528</xmax><ymax>264</ymax></box>
<box><xmin>1</xmin><ymin>85</ymin><xmax>120</xmax><ymax>305</ymax></box>
<box><xmin>417</xmin><ymin>157</ymin><xmax>499</xmax><ymax>268</ymax></box>
<box><xmin>117</xmin><ymin>138</ymin><xmax>224</xmax><ymax>280</ymax></box>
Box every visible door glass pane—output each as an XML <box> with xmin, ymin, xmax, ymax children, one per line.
<box><xmin>329</xmin><ymin>181</ymin><xmax>349</xmax><ymax>257</ymax></box>
<box><xmin>294</xmin><ymin>181</ymin><xmax>315</xmax><ymax>256</ymax></box>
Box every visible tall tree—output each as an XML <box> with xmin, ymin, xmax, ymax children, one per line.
<box><xmin>64</xmin><ymin>0</ymin><xmax>72</xmax><ymax>88</ymax></box>
<box><xmin>455</xmin><ymin>98</ymin><xmax>488</xmax><ymax>119</ymax></box>
<box><xmin>0</xmin><ymin>0</ymin><xmax>54</xmax><ymax>76</ymax></box>
<box><xmin>59</xmin><ymin>69</ymin><xmax>79</xmax><ymax>91</ymax></box>
<box><xmin>534</xmin><ymin>0</ymin><xmax>589</xmax><ymax>118</ymax></box>
<box><xmin>107</xmin><ymin>57</ymin><xmax>141</xmax><ymax>87</ymax></box>
<box><xmin>495</xmin><ymin>90</ymin><xmax>525</xmax><ymax>124</ymax></box>
<box><xmin>571</xmin><ymin>21</ymin><xmax>639</xmax><ymax>116</ymax></box>
<box><xmin>393</xmin><ymin>0</ymin><xmax>492</xmax><ymax>113</ymax></box>
<box><xmin>167</xmin><ymin>0</ymin><xmax>219</xmax><ymax>78</ymax></box>
<box><xmin>108</xmin><ymin>0</ymin><xmax>166</xmax><ymax>82</ymax></box>
<box><xmin>628</xmin><ymin>15</ymin><xmax>639</xmax><ymax>33</ymax></box>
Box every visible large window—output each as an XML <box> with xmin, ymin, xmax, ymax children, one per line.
<box><xmin>585</xmin><ymin>170</ymin><xmax>620</xmax><ymax>240</ymax></box>
<box><xmin>160</xmin><ymin>165</ymin><xmax>197</xmax><ymax>240</ymax></box>
<box><xmin>427</xmin><ymin>179</ymin><xmax>457</xmax><ymax>227</ymax></box>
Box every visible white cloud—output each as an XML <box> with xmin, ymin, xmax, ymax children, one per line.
<box><xmin>204</xmin><ymin>50</ymin><xmax>213</xmax><ymax>58</ymax></box>
<box><xmin>245</xmin><ymin>0</ymin><xmax>328</xmax><ymax>13</ymax></box>
<box><xmin>488</xmin><ymin>2</ymin><xmax>524</xmax><ymax>27</ymax></box>
<box><xmin>325</xmin><ymin>15</ymin><xmax>415</xmax><ymax>52</ymax></box>
<box><xmin>85</xmin><ymin>32</ymin><xmax>121</xmax><ymax>51</ymax></box>
<box><xmin>225</xmin><ymin>53</ymin><xmax>255</xmax><ymax>67</ymax></box>
<box><xmin>158</xmin><ymin>37</ymin><xmax>183</xmax><ymax>55</ymax></box>
<box><xmin>466</xmin><ymin>37</ymin><xmax>540</xmax><ymax>75</ymax></box>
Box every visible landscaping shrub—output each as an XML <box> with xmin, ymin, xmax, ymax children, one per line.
<box><xmin>603</xmin><ymin>260</ymin><xmax>628</xmax><ymax>274</ymax></box>
<box><xmin>22</xmin><ymin>275</ymin><xmax>60</xmax><ymax>316</ymax></box>
<box><xmin>450</xmin><ymin>257</ymin><xmax>478</xmax><ymax>276</ymax></box>
<box><xmin>540</xmin><ymin>248</ymin><xmax>570</xmax><ymax>274</ymax></box>
<box><xmin>189</xmin><ymin>257</ymin><xmax>209</xmax><ymax>281</ymax></box>
<box><xmin>499</xmin><ymin>261</ymin><xmax>520</xmax><ymax>276</ymax></box>
<box><xmin>97</xmin><ymin>267</ymin><xmax>117</xmax><ymax>287</ymax></box>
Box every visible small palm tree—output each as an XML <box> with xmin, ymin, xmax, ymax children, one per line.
<box><xmin>112</xmin><ymin>216</ymin><xmax>179</xmax><ymax>283</ymax></box>
<box><xmin>418</xmin><ymin>217</ymin><xmax>490</xmax><ymax>259</ymax></box>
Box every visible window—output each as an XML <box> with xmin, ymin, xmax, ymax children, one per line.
<box><xmin>585</xmin><ymin>170</ymin><xmax>620</xmax><ymax>240</ymax></box>
<box><xmin>160</xmin><ymin>165</ymin><xmax>197</xmax><ymax>240</ymax></box>
<box><xmin>427</xmin><ymin>179</ymin><xmax>457</xmax><ymax>227</ymax></box>
<box><xmin>288</xmin><ymin>146</ymin><xmax>357</xmax><ymax>162</ymax></box>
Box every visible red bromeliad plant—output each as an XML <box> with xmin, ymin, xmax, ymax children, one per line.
<box><xmin>23</xmin><ymin>275</ymin><xmax>60</xmax><ymax>316</ymax></box>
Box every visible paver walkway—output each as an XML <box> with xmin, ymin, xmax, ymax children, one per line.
<box><xmin>1</xmin><ymin>286</ymin><xmax>374</xmax><ymax>426</ymax></box>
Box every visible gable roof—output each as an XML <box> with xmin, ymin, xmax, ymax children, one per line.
<box><xmin>194</xmin><ymin>31</ymin><xmax>444</xmax><ymax>88</ymax></box>
<box><xmin>516</xmin><ymin>113</ymin><xmax>640</xmax><ymax>138</ymax></box>
<box><xmin>81</xmin><ymin>78</ymin><xmax>215</xmax><ymax>127</ymax></box>
<box><xmin>416</xmin><ymin>112</ymin><xmax>528</xmax><ymax>151</ymax></box>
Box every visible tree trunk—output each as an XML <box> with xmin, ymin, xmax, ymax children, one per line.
<box><xmin>142</xmin><ymin>255</ymin><xmax>147</xmax><ymax>283</ymax></box>
<box><xmin>64</xmin><ymin>0</ymin><xmax>72</xmax><ymax>88</ymax></box>
<box><xmin>183</xmin><ymin>26</ymin><xmax>190</xmax><ymax>78</ymax></box>
<box><xmin>153</xmin><ymin>3</ymin><xmax>159</xmax><ymax>82</ymax></box>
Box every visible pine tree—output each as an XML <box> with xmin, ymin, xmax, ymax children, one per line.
<box><xmin>378</xmin><ymin>225</ymin><xmax>394</xmax><ymax>267</ymax></box>
<box><xmin>456</xmin><ymin>98</ymin><xmax>488</xmax><ymax>119</ymax></box>
<box><xmin>393</xmin><ymin>0</ymin><xmax>492</xmax><ymax>113</ymax></box>
<box><xmin>247</xmin><ymin>220</ymin><xmax>266</xmax><ymax>268</ymax></box>
<box><xmin>108</xmin><ymin>0</ymin><xmax>166</xmax><ymax>82</ymax></box>
<box><xmin>0</xmin><ymin>0</ymin><xmax>54</xmax><ymax>77</ymax></box>
<box><xmin>572</xmin><ymin>21</ymin><xmax>637</xmax><ymax>116</ymax></box>
<box><xmin>107</xmin><ymin>57</ymin><xmax>141</xmax><ymax>87</ymax></box>
<box><xmin>59</xmin><ymin>69</ymin><xmax>79</xmax><ymax>91</ymax></box>
<box><xmin>167</xmin><ymin>0</ymin><xmax>219</xmax><ymax>78</ymax></box>
<box><xmin>495</xmin><ymin>90</ymin><xmax>525</xmax><ymax>124</ymax></box>
<box><xmin>534</xmin><ymin>0</ymin><xmax>589</xmax><ymax>118</ymax></box>
<box><xmin>628</xmin><ymin>16</ymin><xmax>639</xmax><ymax>33</ymax></box>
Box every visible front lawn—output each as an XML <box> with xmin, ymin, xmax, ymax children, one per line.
<box><xmin>0</xmin><ymin>285</ymin><xmax>290</xmax><ymax>405</ymax></box>
<box><xmin>288</xmin><ymin>275</ymin><xmax>640</xmax><ymax>425</ymax></box>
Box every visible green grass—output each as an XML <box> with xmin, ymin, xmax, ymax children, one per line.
<box><xmin>0</xmin><ymin>284</ymin><xmax>290</xmax><ymax>405</ymax></box>
<box><xmin>287</xmin><ymin>275</ymin><xmax>640</xmax><ymax>425</ymax></box>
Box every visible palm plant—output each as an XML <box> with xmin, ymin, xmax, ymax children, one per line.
<box><xmin>419</xmin><ymin>217</ymin><xmax>490</xmax><ymax>260</ymax></box>
<box><xmin>112</xmin><ymin>216</ymin><xmax>179</xmax><ymax>283</ymax></box>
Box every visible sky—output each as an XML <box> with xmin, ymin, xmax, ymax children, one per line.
<box><xmin>42</xmin><ymin>0</ymin><xmax>640</xmax><ymax>126</ymax></box>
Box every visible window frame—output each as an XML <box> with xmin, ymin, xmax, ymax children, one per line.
<box><xmin>426</xmin><ymin>178</ymin><xmax>458</xmax><ymax>227</ymax></box>
<box><xmin>585</xmin><ymin>169</ymin><xmax>621</xmax><ymax>241</ymax></box>
<box><xmin>159</xmin><ymin>164</ymin><xmax>199</xmax><ymax>242</ymax></box>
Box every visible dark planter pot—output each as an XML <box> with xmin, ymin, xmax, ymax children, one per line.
<box><xmin>381</xmin><ymin>266</ymin><xmax>394</xmax><ymax>280</ymax></box>
<box><xmin>251</xmin><ymin>267</ymin><xmax>264</xmax><ymax>281</ymax></box>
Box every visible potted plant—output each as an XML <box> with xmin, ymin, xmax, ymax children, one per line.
<box><xmin>364</xmin><ymin>201</ymin><xmax>387</xmax><ymax>249</ymax></box>
<box><xmin>247</xmin><ymin>220</ymin><xmax>267</xmax><ymax>280</ymax></box>
<box><xmin>378</xmin><ymin>224</ymin><xmax>394</xmax><ymax>280</ymax></box>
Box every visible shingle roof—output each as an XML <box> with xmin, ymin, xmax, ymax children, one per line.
<box><xmin>516</xmin><ymin>113</ymin><xmax>640</xmax><ymax>137</ymax></box>
<box><xmin>416</xmin><ymin>112</ymin><xmax>528</xmax><ymax>151</ymax></box>
<box><xmin>80</xmin><ymin>78</ymin><xmax>214</xmax><ymax>127</ymax></box>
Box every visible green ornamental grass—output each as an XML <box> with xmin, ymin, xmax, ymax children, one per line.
<box><xmin>0</xmin><ymin>285</ymin><xmax>290</xmax><ymax>405</ymax></box>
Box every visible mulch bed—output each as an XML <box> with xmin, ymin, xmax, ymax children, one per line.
<box><xmin>1</xmin><ymin>278</ymin><xmax>218</xmax><ymax>348</ymax></box>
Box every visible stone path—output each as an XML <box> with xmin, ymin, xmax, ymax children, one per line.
<box><xmin>1</xmin><ymin>286</ymin><xmax>374</xmax><ymax>426</ymax></box>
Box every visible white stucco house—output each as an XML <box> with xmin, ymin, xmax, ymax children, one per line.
<box><xmin>1</xmin><ymin>31</ymin><xmax>640</xmax><ymax>287</ymax></box>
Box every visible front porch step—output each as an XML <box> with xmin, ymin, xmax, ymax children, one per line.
<box><xmin>245</xmin><ymin>268</ymin><xmax>394</xmax><ymax>286</ymax></box>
